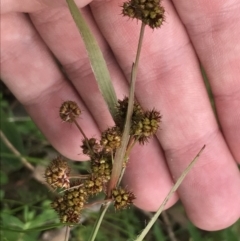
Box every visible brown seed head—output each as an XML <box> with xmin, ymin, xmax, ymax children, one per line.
<box><xmin>112</xmin><ymin>187</ymin><xmax>136</xmax><ymax>210</ymax></box>
<box><xmin>122</xmin><ymin>0</ymin><xmax>165</xmax><ymax>29</ymax></box>
<box><xmin>45</xmin><ymin>156</ymin><xmax>70</xmax><ymax>189</ymax></box>
<box><xmin>59</xmin><ymin>100</ymin><xmax>81</xmax><ymax>123</ymax></box>
<box><xmin>51</xmin><ymin>185</ymin><xmax>88</xmax><ymax>224</ymax></box>
<box><xmin>84</xmin><ymin>174</ymin><xmax>105</xmax><ymax>195</ymax></box>
<box><xmin>132</xmin><ymin>109</ymin><xmax>161</xmax><ymax>144</ymax></box>
<box><xmin>91</xmin><ymin>154</ymin><xmax>112</xmax><ymax>182</ymax></box>
<box><xmin>81</xmin><ymin>138</ymin><xmax>101</xmax><ymax>157</ymax></box>
<box><xmin>116</xmin><ymin>97</ymin><xmax>144</xmax><ymax>130</ymax></box>
<box><xmin>100</xmin><ymin>126</ymin><xmax>122</xmax><ymax>153</ymax></box>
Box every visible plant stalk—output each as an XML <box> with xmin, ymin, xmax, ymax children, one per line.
<box><xmin>107</xmin><ymin>23</ymin><xmax>146</xmax><ymax>196</ymax></box>
<box><xmin>88</xmin><ymin>23</ymin><xmax>146</xmax><ymax>241</ymax></box>
<box><xmin>87</xmin><ymin>201</ymin><xmax>111</xmax><ymax>241</ymax></box>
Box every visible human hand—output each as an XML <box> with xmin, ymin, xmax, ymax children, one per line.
<box><xmin>1</xmin><ymin>0</ymin><xmax>240</xmax><ymax>231</ymax></box>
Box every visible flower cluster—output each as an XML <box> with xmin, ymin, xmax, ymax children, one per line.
<box><xmin>116</xmin><ymin>97</ymin><xmax>161</xmax><ymax>144</ymax></box>
<box><xmin>45</xmin><ymin>156</ymin><xmax>70</xmax><ymax>189</ymax></box>
<box><xmin>45</xmin><ymin>97</ymin><xmax>161</xmax><ymax>225</ymax></box>
<box><xmin>51</xmin><ymin>184</ymin><xmax>88</xmax><ymax>224</ymax></box>
<box><xmin>112</xmin><ymin>187</ymin><xmax>136</xmax><ymax>210</ymax></box>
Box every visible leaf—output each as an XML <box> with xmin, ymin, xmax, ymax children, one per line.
<box><xmin>1</xmin><ymin>213</ymin><xmax>24</xmax><ymax>229</ymax></box>
<box><xmin>66</xmin><ymin>0</ymin><xmax>118</xmax><ymax>120</ymax></box>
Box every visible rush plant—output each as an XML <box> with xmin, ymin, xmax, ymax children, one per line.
<box><xmin>43</xmin><ymin>1</ymin><xmax>205</xmax><ymax>241</ymax></box>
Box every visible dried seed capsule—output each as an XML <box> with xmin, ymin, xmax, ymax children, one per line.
<box><xmin>59</xmin><ymin>100</ymin><xmax>81</xmax><ymax>122</ymax></box>
<box><xmin>100</xmin><ymin>126</ymin><xmax>122</xmax><ymax>153</ymax></box>
<box><xmin>112</xmin><ymin>187</ymin><xmax>136</xmax><ymax>210</ymax></box>
<box><xmin>51</xmin><ymin>184</ymin><xmax>88</xmax><ymax>225</ymax></box>
<box><xmin>84</xmin><ymin>175</ymin><xmax>105</xmax><ymax>195</ymax></box>
<box><xmin>81</xmin><ymin>138</ymin><xmax>101</xmax><ymax>157</ymax></box>
<box><xmin>132</xmin><ymin>109</ymin><xmax>161</xmax><ymax>144</ymax></box>
<box><xmin>91</xmin><ymin>154</ymin><xmax>112</xmax><ymax>182</ymax></box>
<box><xmin>45</xmin><ymin>156</ymin><xmax>70</xmax><ymax>189</ymax></box>
<box><xmin>116</xmin><ymin>97</ymin><xmax>144</xmax><ymax>131</ymax></box>
<box><xmin>122</xmin><ymin>0</ymin><xmax>165</xmax><ymax>29</ymax></box>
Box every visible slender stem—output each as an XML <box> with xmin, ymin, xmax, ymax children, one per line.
<box><xmin>64</xmin><ymin>226</ymin><xmax>70</xmax><ymax>241</ymax></box>
<box><xmin>0</xmin><ymin>130</ymin><xmax>56</xmax><ymax>193</ymax></box>
<box><xmin>107</xmin><ymin>23</ymin><xmax>146</xmax><ymax>196</ymax></box>
<box><xmin>125</xmin><ymin>136</ymin><xmax>139</xmax><ymax>158</ymax></box>
<box><xmin>73</xmin><ymin>119</ymin><xmax>95</xmax><ymax>157</ymax></box>
<box><xmin>87</xmin><ymin>201</ymin><xmax>111</xmax><ymax>241</ymax></box>
<box><xmin>73</xmin><ymin>119</ymin><xmax>87</xmax><ymax>140</ymax></box>
<box><xmin>117</xmin><ymin>136</ymin><xmax>138</xmax><ymax>186</ymax></box>
<box><xmin>162</xmin><ymin>211</ymin><xmax>178</xmax><ymax>241</ymax></box>
<box><xmin>87</xmin><ymin>22</ymin><xmax>146</xmax><ymax>241</ymax></box>
<box><xmin>0</xmin><ymin>130</ymin><xmax>34</xmax><ymax>171</ymax></box>
<box><xmin>134</xmin><ymin>145</ymin><xmax>206</xmax><ymax>241</ymax></box>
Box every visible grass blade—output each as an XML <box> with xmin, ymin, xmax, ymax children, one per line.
<box><xmin>66</xmin><ymin>0</ymin><xmax>118</xmax><ymax>119</ymax></box>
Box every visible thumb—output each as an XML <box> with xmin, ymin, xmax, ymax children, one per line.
<box><xmin>1</xmin><ymin>0</ymin><xmax>94</xmax><ymax>14</ymax></box>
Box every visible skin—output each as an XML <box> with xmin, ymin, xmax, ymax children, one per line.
<box><xmin>1</xmin><ymin>0</ymin><xmax>240</xmax><ymax>231</ymax></box>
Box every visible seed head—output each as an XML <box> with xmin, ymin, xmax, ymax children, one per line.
<box><xmin>45</xmin><ymin>156</ymin><xmax>70</xmax><ymax>189</ymax></box>
<box><xmin>59</xmin><ymin>100</ymin><xmax>81</xmax><ymax>123</ymax></box>
<box><xmin>84</xmin><ymin>174</ymin><xmax>105</xmax><ymax>195</ymax></box>
<box><xmin>112</xmin><ymin>187</ymin><xmax>136</xmax><ymax>210</ymax></box>
<box><xmin>122</xmin><ymin>0</ymin><xmax>165</xmax><ymax>29</ymax></box>
<box><xmin>51</xmin><ymin>185</ymin><xmax>88</xmax><ymax>224</ymax></box>
<box><xmin>91</xmin><ymin>154</ymin><xmax>112</xmax><ymax>182</ymax></box>
<box><xmin>100</xmin><ymin>126</ymin><xmax>122</xmax><ymax>153</ymax></box>
<box><xmin>116</xmin><ymin>97</ymin><xmax>144</xmax><ymax>130</ymax></box>
<box><xmin>81</xmin><ymin>138</ymin><xmax>101</xmax><ymax>157</ymax></box>
<box><xmin>132</xmin><ymin>109</ymin><xmax>161</xmax><ymax>144</ymax></box>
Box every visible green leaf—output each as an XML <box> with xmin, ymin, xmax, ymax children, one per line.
<box><xmin>1</xmin><ymin>213</ymin><xmax>24</xmax><ymax>229</ymax></box>
<box><xmin>66</xmin><ymin>0</ymin><xmax>118</xmax><ymax>120</ymax></box>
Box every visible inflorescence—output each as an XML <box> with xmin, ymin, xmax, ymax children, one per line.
<box><xmin>122</xmin><ymin>0</ymin><xmax>165</xmax><ymax>29</ymax></box>
<box><xmin>45</xmin><ymin>0</ymin><xmax>164</xmax><ymax>226</ymax></box>
<box><xmin>45</xmin><ymin>97</ymin><xmax>161</xmax><ymax>225</ymax></box>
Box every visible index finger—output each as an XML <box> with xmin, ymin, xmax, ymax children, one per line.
<box><xmin>1</xmin><ymin>0</ymin><xmax>92</xmax><ymax>13</ymax></box>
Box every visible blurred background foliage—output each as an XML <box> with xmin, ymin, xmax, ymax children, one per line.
<box><xmin>1</xmin><ymin>82</ymin><xmax>239</xmax><ymax>241</ymax></box>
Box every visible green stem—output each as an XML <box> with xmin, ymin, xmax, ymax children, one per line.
<box><xmin>87</xmin><ymin>201</ymin><xmax>111</xmax><ymax>241</ymax></box>
<box><xmin>87</xmin><ymin>23</ymin><xmax>146</xmax><ymax>241</ymax></box>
